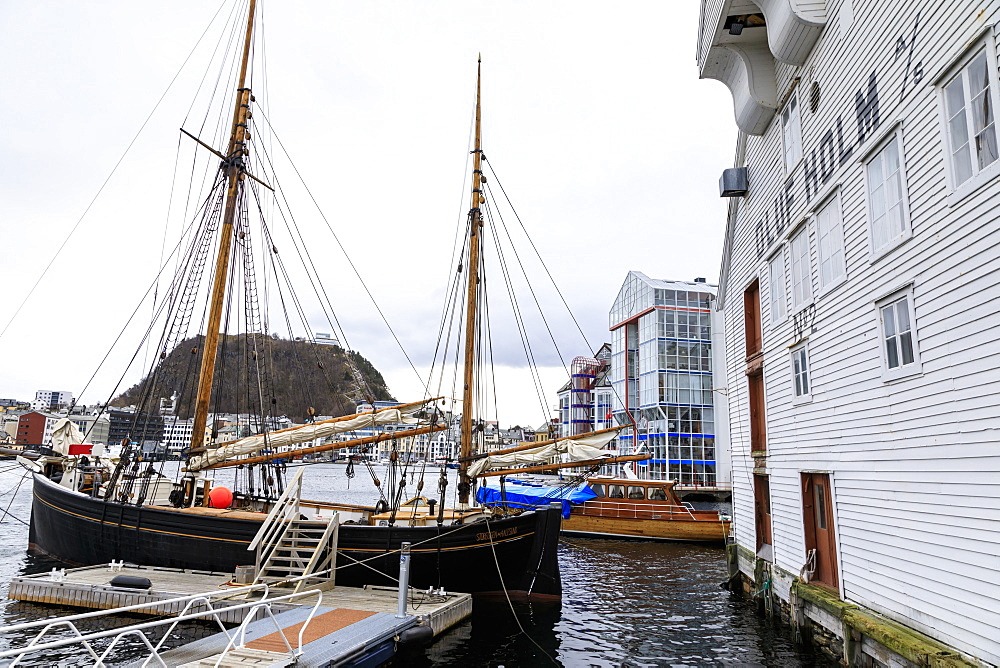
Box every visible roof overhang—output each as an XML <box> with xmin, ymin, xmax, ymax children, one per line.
<box><xmin>697</xmin><ymin>0</ymin><xmax>826</xmax><ymax>135</ymax></box>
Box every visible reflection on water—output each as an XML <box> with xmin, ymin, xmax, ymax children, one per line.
<box><xmin>0</xmin><ymin>463</ymin><xmax>821</xmax><ymax>666</ymax></box>
<box><xmin>404</xmin><ymin>537</ymin><xmax>821</xmax><ymax>667</ymax></box>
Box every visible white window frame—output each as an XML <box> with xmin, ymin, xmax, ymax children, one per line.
<box><xmin>768</xmin><ymin>249</ymin><xmax>787</xmax><ymax>327</ymax></box>
<box><xmin>876</xmin><ymin>285</ymin><xmax>922</xmax><ymax>381</ymax></box>
<box><xmin>863</xmin><ymin>126</ymin><xmax>912</xmax><ymax>259</ymax></box>
<box><xmin>781</xmin><ymin>92</ymin><xmax>803</xmax><ymax>173</ymax></box>
<box><xmin>937</xmin><ymin>37</ymin><xmax>1000</xmax><ymax>202</ymax></box>
<box><xmin>814</xmin><ymin>192</ymin><xmax>847</xmax><ymax>292</ymax></box>
<box><xmin>790</xmin><ymin>342</ymin><xmax>811</xmax><ymax>404</ymax></box>
<box><xmin>789</xmin><ymin>224</ymin><xmax>812</xmax><ymax>312</ymax></box>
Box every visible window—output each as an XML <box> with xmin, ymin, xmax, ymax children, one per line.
<box><xmin>943</xmin><ymin>48</ymin><xmax>999</xmax><ymax>187</ymax></box>
<box><xmin>815</xmin><ymin>195</ymin><xmax>846</xmax><ymax>290</ymax></box>
<box><xmin>647</xmin><ymin>487</ymin><xmax>667</xmax><ymax>501</ymax></box>
<box><xmin>791</xmin><ymin>343</ymin><xmax>810</xmax><ymax>400</ymax></box>
<box><xmin>789</xmin><ymin>226</ymin><xmax>812</xmax><ymax>310</ymax></box>
<box><xmin>866</xmin><ymin>134</ymin><xmax>910</xmax><ymax>254</ymax></box>
<box><xmin>878</xmin><ymin>289</ymin><xmax>921</xmax><ymax>378</ymax></box>
<box><xmin>768</xmin><ymin>251</ymin><xmax>787</xmax><ymax>325</ymax></box>
<box><xmin>781</xmin><ymin>93</ymin><xmax>803</xmax><ymax>171</ymax></box>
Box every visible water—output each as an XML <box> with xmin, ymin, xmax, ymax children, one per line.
<box><xmin>0</xmin><ymin>461</ymin><xmax>821</xmax><ymax>666</ymax></box>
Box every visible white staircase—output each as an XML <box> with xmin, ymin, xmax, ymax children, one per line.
<box><xmin>256</xmin><ymin>516</ymin><xmax>339</xmax><ymax>593</ymax></box>
<box><xmin>250</xmin><ymin>468</ymin><xmax>340</xmax><ymax>593</ymax></box>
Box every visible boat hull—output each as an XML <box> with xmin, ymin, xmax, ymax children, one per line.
<box><xmin>561</xmin><ymin>514</ymin><xmax>728</xmax><ymax>543</ymax></box>
<box><xmin>28</xmin><ymin>474</ymin><xmax>562</xmax><ymax>599</ymax></box>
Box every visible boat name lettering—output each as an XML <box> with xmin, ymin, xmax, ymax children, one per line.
<box><xmin>477</xmin><ymin>526</ymin><xmax>518</xmax><ymax>542</ymax></box>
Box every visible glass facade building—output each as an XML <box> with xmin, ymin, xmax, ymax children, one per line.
<box><xmin>609</xmin><ymin>272</ymin><xmax>720</xmax><ymax>486</ymax></box>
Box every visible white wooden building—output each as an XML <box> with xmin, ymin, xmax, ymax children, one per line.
<box><xmin>699</xmin><ymin>0</ymin><xmax>1000</xmax><ymax>665</ymax></box>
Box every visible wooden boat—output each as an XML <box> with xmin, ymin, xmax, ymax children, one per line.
<box><xmin>561</xmin><ymin>477</ymin><xmax>730</xmax><ymax>543</ymax></box>
<box><xmin>24</xmin><ymin>0</ymin><xmax>563</xmax><ymax>601</ymax></box>
<box><xmin>477</xmin><ymin>474</ymin><xmax>729</xmax><ymax>543</ymax></box>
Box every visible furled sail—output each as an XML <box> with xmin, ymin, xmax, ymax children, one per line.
<box><xmin>50</xmin><ymin>418</ymin><xmax>87</xmax><ymax>456</ymax></box>
<box><xmin>467</xmin><ymin>429</ymin><xmax>622</xmax><ymax>478</ymax></box>
<box><xmin>187</xmin><ymin>400</ymin><xmax>436</xmax><ymax>471</ymax></box>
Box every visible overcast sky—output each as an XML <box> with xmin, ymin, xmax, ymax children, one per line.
<box><xmin>0</xmin><ymin>1</ymin><xmax>736</xmax><ymax>428</ymax></box>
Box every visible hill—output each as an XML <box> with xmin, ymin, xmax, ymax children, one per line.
<box><xmin>112</xmin><ymin>334</ymin><xmax>395</xmax><ymax>421</ymax></box>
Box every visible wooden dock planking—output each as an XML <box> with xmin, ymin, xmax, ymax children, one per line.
<box><xmin>8</xmin><ymin>564</ymin><xmax>264</xmax><ymax>623</ymax></box>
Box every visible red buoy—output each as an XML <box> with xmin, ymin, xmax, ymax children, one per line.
<box><xmin>207</xmin><ymin>486</ymin><xmax>233</xmax><ymax>509</ymax></box>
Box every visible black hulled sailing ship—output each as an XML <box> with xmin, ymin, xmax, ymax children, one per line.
<box><xmin>26</xmin><ymin>1</ymin><xmax>568</xmax><ymax>601</ymax></box>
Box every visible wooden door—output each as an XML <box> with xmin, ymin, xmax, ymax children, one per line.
<box><xmin>753</xmin><ymin>474</ymin><xmax>772</xmax><ymax>551</ymax></box>
<box><xmin>744</xmin><ymin>280</ymin><xmax>766</xmax><ymax>454</ymax></box>
<box><xmin>748</xmin><ymin>370</ymin><xmax>766</xmax><ymax>454</ymax></box>
<box><xmin>802</xmin><ymin>473</ymin><xmax>839</xmax><ymax>590</ymax></box>
<box><xmin>743</xmin><ymin>279</ymin><xmax>762</xmax><ymax>356</ymax></box>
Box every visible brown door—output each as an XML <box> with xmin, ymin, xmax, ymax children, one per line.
<box><xmin>744</xmin><ymin>280</ymin><xmax>766</xmax><ymax>454</ymax></box>
<box><xmin>748</xmin><ymin>370</ymin><xmax>766</xmax><ymax>454</ymax></box>
<box><xmin>802</xmin><ymin>473</ymin><xmax>839</xmax><ymax>590</ymax></box>
<box><xmin>743</xmin><ymin>279</ymin><xmax>762</xmax><ymax>356</ymax></box>
<box><xmin>753</xmin><ymin>474</ymin><xmax>772</xmax><ymax>551</ymax></box>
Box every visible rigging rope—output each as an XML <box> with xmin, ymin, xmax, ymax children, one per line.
<box><xmin>0</xmin><ymin>0</ymin><xmax>232</xmax><ymax>346</ymax></box>
<box><xmin>0</xmin><ymin>472</ymin><xmax>30</xmax><ymax>526</ymax></box>
<box><xmin>252</xmin><ymin>109</ymin><xmax>428</xmax><ymax>396</ymax></box>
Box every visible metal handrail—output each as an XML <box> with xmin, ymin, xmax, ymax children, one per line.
<box><xmin>0</xmin><ymin>580</ymin><xmax>271</xmax><ymax>635</ymax></box>
<box><xmin>213</xmin><ymin>588</ymin><xmax>324</xmax><ymax>666</ymax></box>
<box><xmin>0</xmin><ymin>569</ymin><xmax>333</xmax><ymax>666</ymax></box>
<box><xmin>582</xmin><ymin>499</ymin><xmax>699</xmax><ymax>520</ymax></box>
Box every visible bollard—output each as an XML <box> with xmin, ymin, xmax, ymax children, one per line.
<box><xmin>396</xmin><ymin>542</ymin><xmax>411</xmax><ymax>618</ymax></box>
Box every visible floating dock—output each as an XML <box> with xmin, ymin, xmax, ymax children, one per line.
<box><xmin>145</xmin><ymin>604</ymin><xmax>416</xmax><ymax>667</ymax></box>
<box><xmin>6</xmin><ymin>563</ymin><xmax>471</xmax><ymax>667</ymax></box>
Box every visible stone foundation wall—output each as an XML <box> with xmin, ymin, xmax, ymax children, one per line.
<box><xmin>726</xmin><ymin>544</ymin><xmax>984</xmax><ymax>667</ymax></box>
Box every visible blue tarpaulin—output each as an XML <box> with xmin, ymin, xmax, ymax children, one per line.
<box><xmin>476</xmin><ymin>480</ymin><xmax>597</xmax><ymax>519</ymax></box>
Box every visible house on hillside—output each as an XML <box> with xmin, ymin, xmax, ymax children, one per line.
<box><xmin>698</xmin><ymin>0</ymin><xmax>1000</xmax><ymax>664</ymax></box>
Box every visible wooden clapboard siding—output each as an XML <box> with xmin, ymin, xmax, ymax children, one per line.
<box><xmin>714</xmin><ymin>0</ymin><xmax>1000</xmax><ymax>662</ymax></box>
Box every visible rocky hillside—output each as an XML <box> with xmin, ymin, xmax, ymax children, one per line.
<box><xmin>112</xmin><ymin>334</ymin><xmax>395</xmax><ymax>421</ymax></box>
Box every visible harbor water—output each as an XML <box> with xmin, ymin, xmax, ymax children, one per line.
<box><xmin>0</xmin><ymin>461</ymin><xmax>822</xmax><ymax>665</ymax></box>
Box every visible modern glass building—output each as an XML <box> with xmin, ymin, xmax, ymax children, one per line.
<box><xmin>556</xmin><ymin>344</ymin><xmax>614</xmax><ymax>438</ymax></box>
<box><xmin>609</xmin><ymin>272</ymin><xmax>728</xmax><ymax>487</ymax></box>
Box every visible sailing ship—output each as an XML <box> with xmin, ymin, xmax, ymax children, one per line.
<box><xmin>18</xmin><ymin>0</ymin><xmax>611</xmax><ymax>602</ymax></box>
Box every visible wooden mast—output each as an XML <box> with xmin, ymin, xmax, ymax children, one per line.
<box><xmin>189</xmin><ymin>0</ymin><xmax>257</xmax><ymax>456</ymax></box>
<box><xmin>458</xmin><ymin>57</ymin><xmax>484</xmax><ymax>506</ymax></box>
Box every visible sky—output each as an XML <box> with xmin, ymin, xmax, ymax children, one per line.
<box><xmin>0</xmin><ymin>1</ymin><xmax>737</xmax><ymax>429</ymax></box>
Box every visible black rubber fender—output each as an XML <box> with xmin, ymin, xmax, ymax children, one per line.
<box><xmin>397</xmin><ymin>624</ymin><xmax>434</xmax><ymax>648</ymax></box>
<box><xmin>109</xmin><ymin>575</ymin><xmax>152</xmax><ymax>589</ymax></box>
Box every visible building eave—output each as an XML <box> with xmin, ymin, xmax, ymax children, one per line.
<box><xmin>698</xmin><ymin>0</ymin><xmax>827</xmax><ymax>135</ymax></box>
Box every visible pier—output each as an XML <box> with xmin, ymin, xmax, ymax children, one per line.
<box><xmin>3</xmin><ymin>563</ymin><xmax>470</xmax><ymax>666</ymax></box>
